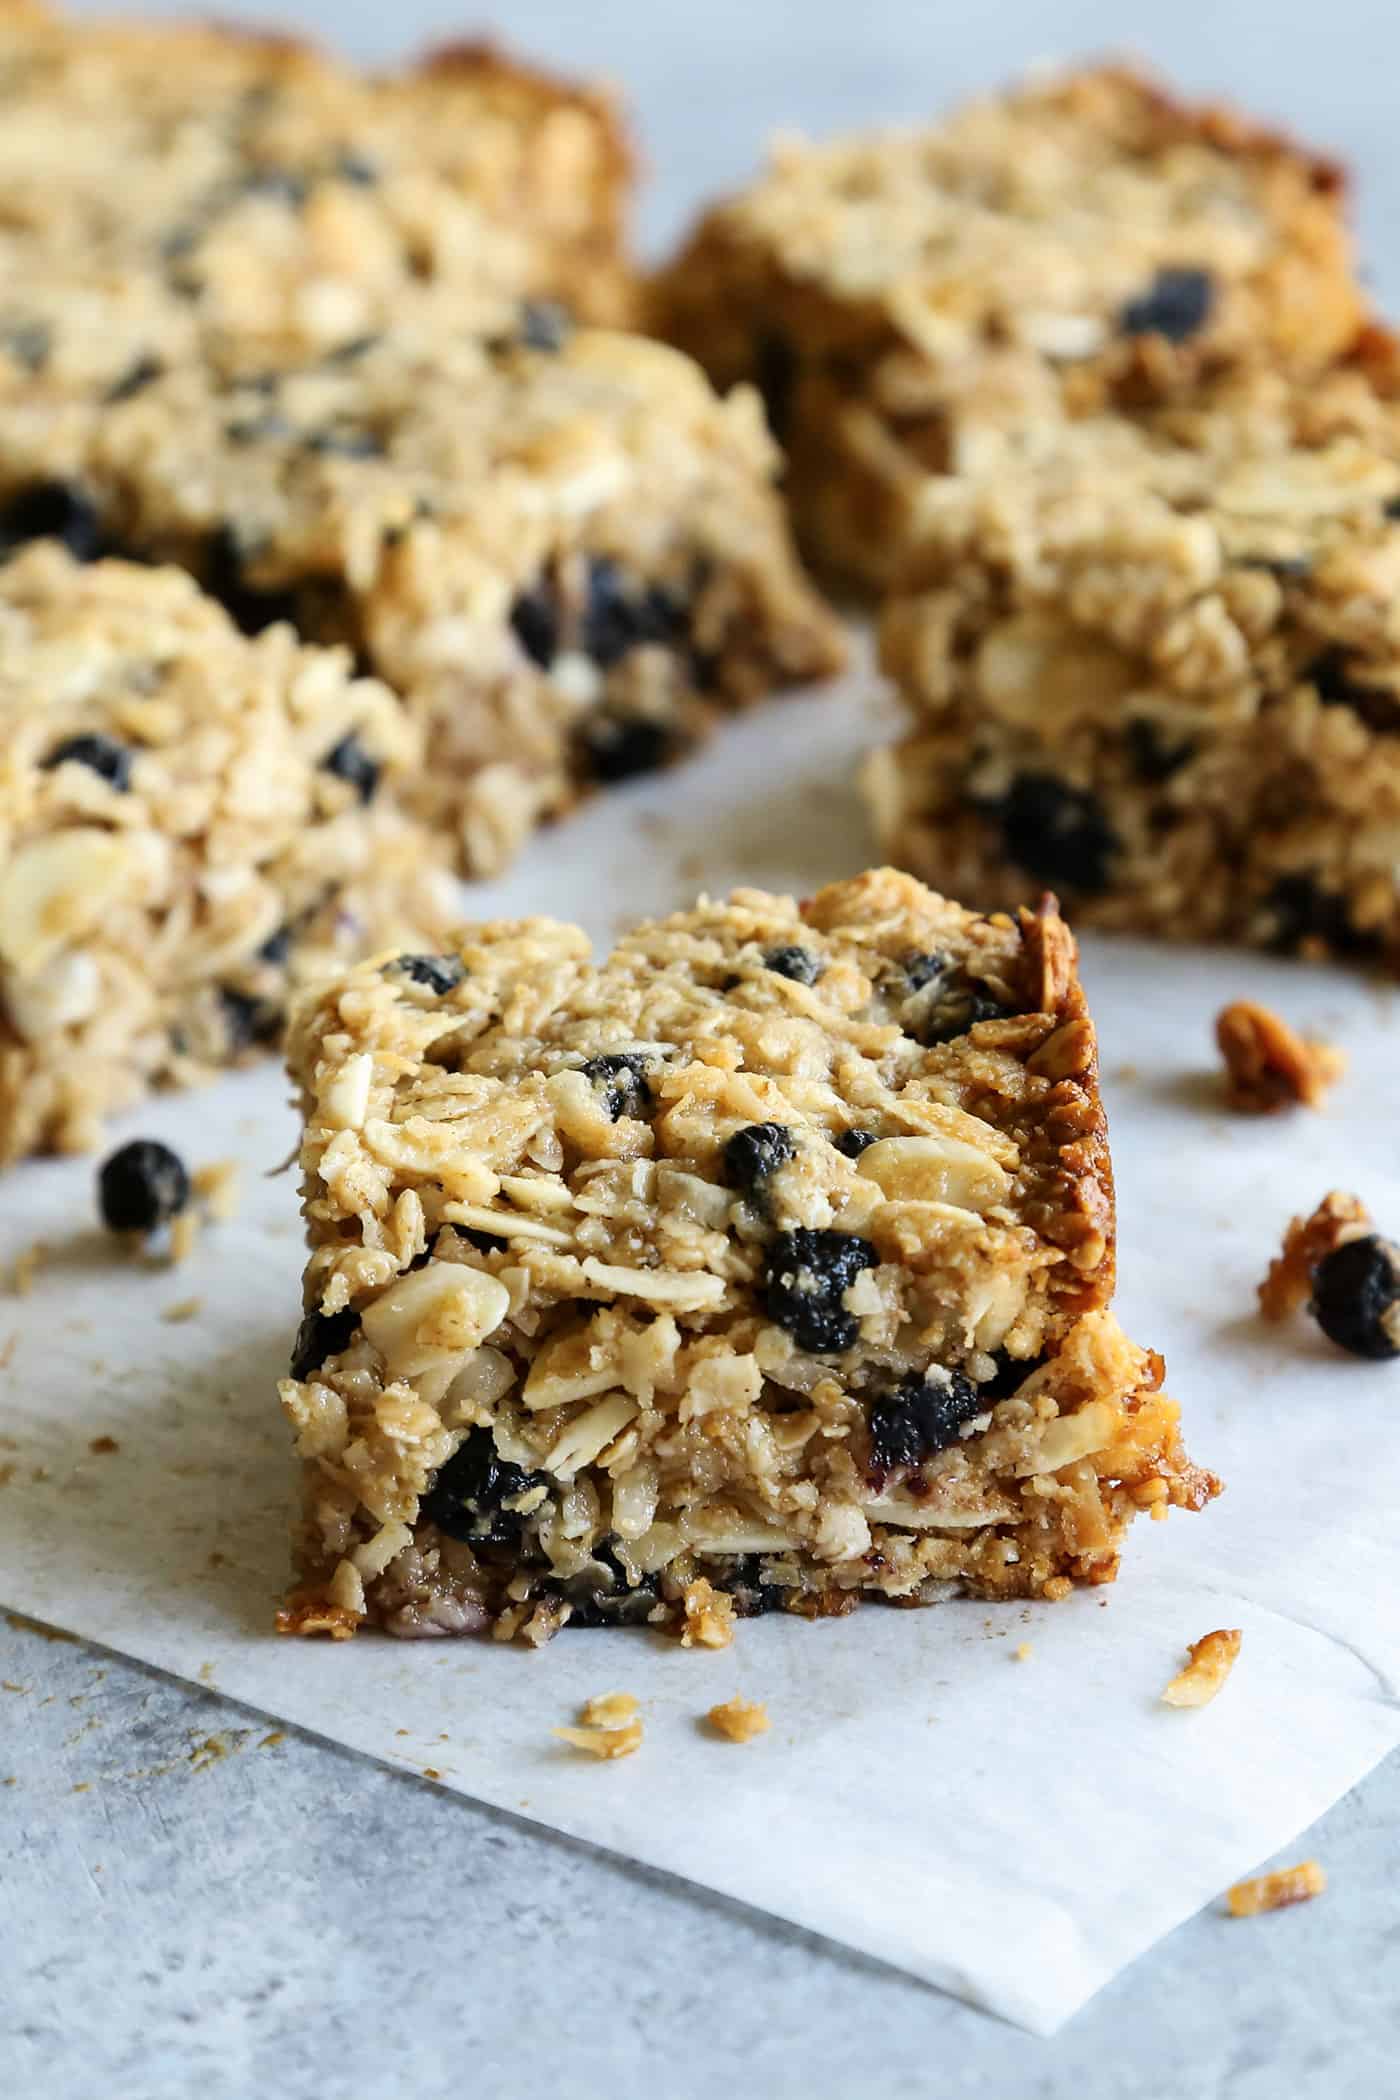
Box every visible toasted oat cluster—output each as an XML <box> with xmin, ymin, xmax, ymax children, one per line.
<box><xmin>0</xmin><ymin>1</ymin><xmax>634</xmax><ymax>383</ymax></box>
<box><xmin>657</xmin><ymin>63</ymin><xmax>1363</xmax><ymax>589</ymax></box>
<box><xmin>277</xmin><ymin>868</ymin><xmax>1216</xmax><ymax>1644</ymax></box>
<box><xmin>0</xmin><ymin>543</ymin><xmax>455</xmax><ymax>1162</ymax></box>
<box><xmin>864</xmin><ymin>346</ymin><xmax>1400</xmax><ymax>965</ymax></box>
<box><xmin>0</xmin><ymin>329</ymin><xmax>846</xmax><ymax>873</ymax></box>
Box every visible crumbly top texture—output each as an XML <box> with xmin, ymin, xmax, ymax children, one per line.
<box><xmin>3</xmin><ymin>329</ymin><xmax>834</xmax><ymax>692</ymax></box>
<box><xmin>287</xmin><ymin>868</ymin><xmax>1115</xmax><ymax>1370</ymax></box>
<box><xmin>661</xmin><ymin>63</ymin><xmax>1362</xmax><ymax>386</ymax></box>
<box><xmin>883</xmin><ymin>349</ymin><xmax>1400</xmax><ymax>720</ymax></box>
<box><xmin>0</xmin><ymin>543</ymin><xmax>425</xmax><ymax>980</ymax></box>
<box><xmin>0</xmin><ymin>1</ymin><xmax>633</xmax><ymax>375</ymax></box>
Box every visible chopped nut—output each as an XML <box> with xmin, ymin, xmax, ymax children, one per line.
<box><xmin>707</xmin><ymin>1696</ymin><xmax>770</xmax><ymax>1742</ymax></box>
<box><xmin>1216</xmin><ymin>1000</ymin><xmax>1345</xmax><ymax>1114</ymax></box>
<box><xmin>1259</xmin><ymin>1191</ymin><xmax>1371</xmax><ymax>1322</ymax></box>
<box><xmin>192</xmin><ymin>1159</ymin><xmax>241</xmax><ymax>1222</ymax></box>
<box><xmin>1226</xmin><ymin>1860</ymin><xmax>1327</xmax><ymax>1916</ymax></box>
<box><xmin>1162</xmin><ymin>1627</ymin><xmax>1242</xmax><ymax>1707</ymax></box>
<box><xmin>579</xmin><ymin>1691</ymin><xmax>639</xmax><ymax>1728</ymax></box>
<box><xmin>552</xmin><ymin>1716</ymin><xmax>644</xmax><ymax>1761</ymax></box>
<box><xmin>677</xmin><ymin>1577</ymin><xmax>737</xmax><ymax>1650</ymax></box>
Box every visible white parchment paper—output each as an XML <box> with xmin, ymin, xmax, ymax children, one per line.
<box><xmin>3</xmin><ymin>658</ymin><xmax>1399</xmax><ymax>2034</ymax></box>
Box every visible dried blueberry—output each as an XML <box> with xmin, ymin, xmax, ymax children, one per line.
<box><xmin>903</xmin><ymin>952</ymin><xmax>949</xmax><ymax>991</ymax></box>
<box><xmin>320</xmin><ymin>732</ymin><xmax>380</xmax><ymax>803</ymax></box>
<box><xmin>391</xmin><ymin>953</ymin><xmax>465</xmax><ymax>995</ymax></box>
<box><xmin>865</xmin><ymin>1368</ymin><xmax>985</xmax><ymax>1479</ymax></box>
<box><xmin>835</xmin><ymin>1128</ymin><xmax>879</xmax><ymax>1159</ymax></box>
<box><xmin>583</xmin><ymin>556</ymin><xmax>685</xmax><ymax>667</ymax></box>
<box><xmin>289</xmin><ymin>1304</ymin><xmax>360</xmax><ymax>1380</ymax></box>
<box><xmin>220</xmin><ymin>986</ymin><xmax>279</xmax><ymax>1052</ymax></box>
<box><xmin>711</xmin><ymin>1553</ymin><xmax>782</xmax><ymax>1617</ymax></box>
<box><xmin>985</xmin><ymin>772</ymin><xmax>1117</xmax><ymax>895</ymax></box>
<box><xmin>1262</xmin><ymin>875</ymin><xmax>1378</xmax><ymax>958</ymax></box>
<box><xmin>1124</xmin><ymin>716</ymin><xmax>1197</xmax><ymax>782</ymax></box>
<box><xmin>0</xmin><ymin>481</ymin><xmax>105</xmax><ymax>564</ymax></box>
<box><xmin>41</xmin><ymin>732</ymin><xmax>132</xmax><ymax>791</ymax></box>
<box><xmin>762</xmin><ymin>944</ymin><xmax>823</xmax><ymax>985</ymax></box>
<box><xmin>558</xmin><ymin>1545</ymin><xmax>660</xmax><ymax>1627</ymax></box>
<box><xmin>104</xmin><ymin>354</ymin><xmax>162</xmax><ymax>404</ymax></box>
<box><xmin>919</xmin><ymin>989</ymin><xmax>1014</xmax><ymax>1046</ymax></box>
<box><xmin>519</xmin><ymin>299</ymin><xmax>572</xmax><ymax>352</ymax></box>
<box><xmin>1310</xmin><ymin>1236</ymin><xmax>1400</xmax><ymax>1360</ymax></box>
<box><xmin>723</xmin><ymin>1122</ymin><xmax>796</xmax><ymax>1197</ymax></box>
<box><xmin>1119</xmin><ymin>266</ymin><xmax>1214</xmax><ymax>342</ymax></box>
<box><xmin>754</xmin><ymin>331</ymin><xmax>797</xmax><ymax>444</ymax></box>
<box><xmin>509</xmin><ymin>577</ymin><xmax>559</xmax><ymax>668</ymax></box>
<box><xmin>578</xmin><ymin>712</ymin><xmax>675</xmax><ymax>783</ymax></box>
<box><xmin>980</xmin><ymin>1349</ymin><xmax>1043</xmax><ymax>1400</ymax></box>
<box><xmin>205</xmin><ymin>526</ymin><xmax>300</xmax><ymax>634</ymax></box>
<box><xmin>1308</xmin><ymin>648</ymin><xmax>1400</xmax><ymax>734</ymax></box>
<box><xmin>98</xmin><ymin>1139</ymin><xmax>190</xmax><ymax>1235</ymax></box>
<box><xmin>422</xmin><ymin>1428</ymin><xmax>546</xmax><ymax>1546</ymax></box>
<box><xmin>580</xmin><ymin>1051</ymin><xmax>653</xmax><ymax>1121</ymax></box>
<box><xmin>761</xmin><ymin>1229</ymin><xmax>878</xmax><ymax>1354</ymax></box>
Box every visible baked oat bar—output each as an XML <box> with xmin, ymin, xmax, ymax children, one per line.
<box><xmin>277</xmin><ymin>868</ymin><xmax>1215</xmax><ymax>1643</ymax></box>
<box><xmin>865</xmin><ymin>340</ymin><xmax>1400</xmax><ymax>965</ymax></box>
<box><xmin>657</xmin><ymin>63</ymin><xmax>1363</xmax><ymax>590</ymax></box>
<box><xmin>0</xmin><ymin>2</ymin><xmax>634</xmax><ymax>380</ymax></box>
<box><xmin>0</xmin><ymin>543</ymin><xmax>455</xmax><ymax>1163</ymax></box>
<box><xmin>0</xmin><ymin>329</ymin><xmax>845</xmax><ymax>873</ymax></box>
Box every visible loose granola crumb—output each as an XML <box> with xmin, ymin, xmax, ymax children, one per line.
<box><xmin>677</xmin><ymin>1577</ymin><xmax>737</xmax><ymax>1650</ymax></box>
<box><xmin>9</xmin><ymin>1242</ymin><xmax>46</xmax><ymax>1297</ymax></box>
<box><xmin>193</xmin><ymin>1159</ymin><xmax>241</xmax><ymax>1222</ymax></box>
<box><xmin>1259</xmin><ymin>1191</ymin><xmax>1371</xmax><ymax>1322</ymax></box>
<box><xmin>1215</xmin><ymin>1001</ymin><xmax>1345</xmax><ymax>1114</ymax></box>
<box><xmin>580</xmin><ymin>1691</ymin><xmax>639</xmax><ymax>1727</ymax></box>
<box><xmin>552</xmin><ymin>1711</ymin><xmax>645</xmax><ymax>1761</ymax></box>
<box><xmin>1227</xmin><ymin>1860</ymin><xmax>1327</xmax><ymax>1915</ymax></box>
<box><xmin>1013</xmin><ymin>1641</ymin><xmax>1034</xmax><ymax>1662</ymax></box>
<box><xmin>168</xmin><ymin>1210</ymin><xmax>200</xmax><ymax>1266</ymax></box>
<box><xmin>1161</xmin><ymin>1627</ymin><xmax>1242</xmax><ymax>1707</ymax></box>
<box><xmin>160</xmin><ymin>1297</ymin><xmax>202</xmax><ymax>1324</ymax></box>
<box><xmin>707</xmin><ymin>1696</ymin><xmax>770</xmax><ymax>1742</ymax></box>
<box><xmin>88</xmin><ymin>1436</ymin><xmax>119</xmax><ymax>1456</ymax></box>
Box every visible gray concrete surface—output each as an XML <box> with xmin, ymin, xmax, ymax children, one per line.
<box><xmin>10</xmin><ymin>3</ymin><xmax>1400</xmax><ymax>2091</ymax></box>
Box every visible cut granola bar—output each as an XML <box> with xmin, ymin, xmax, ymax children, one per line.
<box><xmin>657</xmin><ymin>63</ymin><xmax>1363</xmax><ymax>589</ymax></box>
<box><xmin>0</xmin><ymin>3</ymin><xmax>634</xmax><ymax>379</ymax></box>
<box><xmin>865</xmin><ymin>342</ymin><xmax>1400</xmax><ymax>965</ymax></box>
<box><xmin>0</xmin><ymin>330</ymin><xmax>845</xmax><ymax>872</ymax></box>
<box><xmin>277</xmin><ymin>868</ymin><xmax>1216</xmax><ymax>1642</ymax></box>
<box><xmin>0</xmin><ymin>544</ymin><xmax>454</xmax><ymax>1163</ymax></box>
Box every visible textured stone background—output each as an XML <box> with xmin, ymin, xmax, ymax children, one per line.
<box><xmin>10</xmin><ymin>4</ymin><xmax>1400</xmax><ymax>2092</ymax></box>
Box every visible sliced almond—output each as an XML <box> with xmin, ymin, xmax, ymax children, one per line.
<box><xmin>857</xmin><ymin>1133</ymin><xmax>1010</xmax><ymax>1214</ymax></box>
<box><xmin>0</xmin><ymin>830</ymin><xmax>136</xmax><ymax>976</ymax></box>
<box><xmin>360</xmin><ymin>1263</ymin><xmax>509</xmax><ymax>1383</ymax></box>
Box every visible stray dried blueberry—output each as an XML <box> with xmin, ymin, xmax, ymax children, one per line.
<box><xmin>391</xmin><ymin>953</ymin><xmax>465</xmax><ymax>995</ymax></box>
<box><xmin>1310</xmin><ymin>1235</ymin><xmax>1400</xmax><ymax>1360</ymax></box>
<box><xmin>289</xmin><ymin>1304</ymin><xmax>360</xmax><ymax>1380</ymax></box>
<box><xmin>519</xmin><ymin>299</ymin><xmax>572</xmax><ymax>352</ymax></box>
<box><xmin>985</xmin><ymin>772</ymin><xmax>1117</xmax><ymax>895</ymax></box>
<box><xmin>41</xmin><ymin>732</ymin><xmax>133</xmax><ymax>791</ymax></box>
<box><xmin>865</xmin><ymin>1368</ymin><xmax>985</xmax><ymax>1479</ymax></box>
<box><xmin>557</xmin><ymin>1545</ymin><xmax>660</xmax><ymax>1627</ymax></box>
<box><xmin>1119</xmin><ymin>266</ymin><xmax>1214</xmax><ymax>342</ymax></box>
<box><xmin>835</xmin><ymin>1128</ymin><xmax>878</xmax><ymax>1159</ymax></box>
<box><xmin>761</xmin><ymin>1229</ymin><xmax>878</xmax><ymax>1354</ymax></box>
<box><xmin>723</xmin><ymin>1122</ymin><xmax>795</xmax><ymax>1197</ymax></box>
<box><xmin>1308</xmin><ymin>648</ymin><xmax>1400</xmax><ymax>734</ymax></box>
<box><xmin>581</xmin><ymin>1051</ymin><xmax>653</xmax><ymax>1120</ymax></box>
<box><xmin>320</xmin><ymin>731</ymin><xmax>380</xmax><ymax>803</ymax></box>
<box><xmin>205</xmin><ymin>526</ymin><xmax>300</xmax><ymax>634</ymax></box>
<box><xmin>422</xmin><ymin>1428</ymin><xmax>547</xmax><ymax>1547</ymax></box>
<box><xmin>1124</xmin><ymin>716</ymin><xmax>1197</xmax><ymax>782</ymax></box>
<box><xmin>0</xmin><ymin>481</ymin><xmax>105</xmax><ymax>563</ymax></box>
<box><xmin>98</xmin><ymin>1139</ymin><xmax>190</xmax><ymax>1235</ymax></box>
<box><xmin>762</xmin><ymin>944</ymin><xmax>822</xmax><ymax>985</ymax></box>
<box><xmin>578</xmin><ymin>712</ymin><xmax>675</xmax><ymax>783</ymax></box>
<box><xmin>509</xmin><ymin>577</ymin><xmax>559</xmax><ymax>668</ymax></box>
<box><xmin>1262</xmin><ymin>874</ymin><xmax>1378</xmax><ymax>958</ymax></box>
<box><xmin>583</xmin><ymin>557</ymin><xmax>686</xmax><ymax>667</ymax></box>
<box><xmin>104</xmin><ymin>354</ymin><xmax>162</xmax><ymax>404</ymax></box>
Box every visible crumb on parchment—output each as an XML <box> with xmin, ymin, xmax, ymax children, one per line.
<box><xmin>1215</xmin><ymin>1001</ymin><xmax>1345</xmax><ymax>1114</ymax></box>
<box><xmin>706</xmin><ymin>1696</ymin><xmax>770</xmax><ymax>1743</ymax></box>
<box><xmin>579</xmin><ymin>1691</ymin><xmax>639</xmax><ymax>1728</ymax></box>
<box><xmin>1013</xmin><ymin>1641</ymin><xmax>1033</xmax><ymax>1662</ymax></box>
<box><xmin>1227</xmin><ymin>1860</ymin><xmax>1327</xmax><ymax>1916</ymax></box>
<box><xmin>1162</xmin><ymin>1628</ymin><xmax>1242</xmax><ymax>1708</ymax></box>
<box><xmin>9</xmin><ymin>1242</ymin><xmax>47</xmax><ymax>1297</ymax></box>
<box><xmin>553</xmin><ymin>1693</ymin><xmax>644</xmax><ymax>1761</ymax></box>
<box><xmin>1258</xmin><ymin>1191</ymin><xmax>1371</xmax><ymax>1322</ymax></box>
<box><xmin>192</xmin><ymin>1159</ymin><xmax>240</xmax><ymax>1221</ymax></box>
